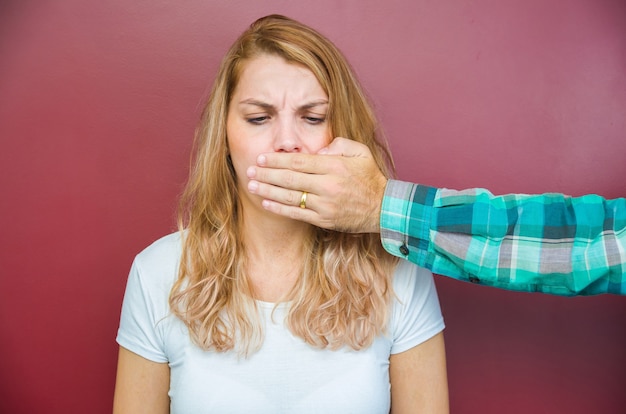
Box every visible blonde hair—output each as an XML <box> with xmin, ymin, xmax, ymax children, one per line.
<box><xmin>170</xmin><ymin>15</ymin><xmax>398</xmax><ymax>355</ymax></box>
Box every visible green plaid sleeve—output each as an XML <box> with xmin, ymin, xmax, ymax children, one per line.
<box><xmin>380</xmin><ymin>180</ymin><xmax>626</xmax><ymax>296</ymax></box>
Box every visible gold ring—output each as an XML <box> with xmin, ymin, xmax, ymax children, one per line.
<box><xmin>299</xmin><ymin>191</ymin><xmax>308</xmax><ymax>209</ymax></box>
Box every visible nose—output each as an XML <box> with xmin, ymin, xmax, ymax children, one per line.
<box><xmin>273</xmin><ymin>117</ymin><xmax>302</xmax><ymax>153</ymax></box>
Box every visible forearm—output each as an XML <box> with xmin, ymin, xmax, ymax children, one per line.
<box><xmin>380</xmin><ymin>180</ymin><xmax>626</xmax><ymax>296</ymax></box>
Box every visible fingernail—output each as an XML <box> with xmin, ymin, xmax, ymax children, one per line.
<box><xmin>246</xmin><ymin>166</ymin><xmax>256</xmax><ymax>178</ymax></box>
<box><xmin>257</xmin><ymin>154</ymin><xmax>267</xmax><ymax>165</ymax></box>
<box><xmin>248</xmin><ymin>180</ymin><xmax>259</xmax><ymax>193</ymax></box>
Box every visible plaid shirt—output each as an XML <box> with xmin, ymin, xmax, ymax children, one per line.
<box><xmin>380</xmin><ymin>180</ymin><xmax>626</xmax><ymax>296</ymax></box>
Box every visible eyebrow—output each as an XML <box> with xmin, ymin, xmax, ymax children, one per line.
<box><xmin>239</xmin><ymin>98</ymin><xmax>329</xmax><ymax>111</ymax></box>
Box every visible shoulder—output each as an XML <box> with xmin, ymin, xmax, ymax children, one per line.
<box><xmin>134</xmin><ymin>232</ymin><xmax>183</xmax><ymax>271</ymax></box>
<box><xmin>389</xmin><ymin>260</ymin><xmax>444</xmax><ymax>354</ymax></box>
<box><xmin>136</xmin><ymin>231</ymin><xmax>183</xmax><ymax>262</ymax></box>
<box><xmin>130</xmin><ymin>232</ymin><xmax>183</xmax><ymax>290</ymax></box>
<box><xmin>117</xmin><ymin>232</ymin><xmax>183</xmax><ymax>362</ymax></box>
<box><xmin>391</xmin><ymin>260</ymin><xmax>437</xmax><ymax>301</ymax></box>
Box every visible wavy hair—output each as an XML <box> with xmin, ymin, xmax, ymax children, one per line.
<box><xmin>170</xmin><ymin>15</ymin><xmax>398</xmax><ymax>355</ymax></box>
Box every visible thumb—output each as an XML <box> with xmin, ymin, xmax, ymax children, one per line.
<box><xmin>317</xmin><ymin>137</ymin><xmax>369</xmax><ymax>157</ymax></box>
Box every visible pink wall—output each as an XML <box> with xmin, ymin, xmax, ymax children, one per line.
<box><xmin>1</xmin><ymin>1</ymin><xmax>624</xmax><ymax>412</ymax></box>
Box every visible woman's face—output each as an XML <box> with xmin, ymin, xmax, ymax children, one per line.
<box><xmin>226</xmin><ymin>53</ymin><xmax>330</xmax><ymax>209</ymax></box>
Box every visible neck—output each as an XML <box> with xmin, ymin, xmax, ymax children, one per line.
<box><xmin>240</xmin><ymin>202</ymin><xmax>312</xmax><ymax>302</ymax></box>
<box><xmin>243</xmin><ymin>207</ymin><xmax>310</xmax><ymax>254</ymax></box>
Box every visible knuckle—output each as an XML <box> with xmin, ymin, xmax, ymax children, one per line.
<box><xmin>291</xmin><ymin>156</ymin><xmax>308</xmax><ymax>171</ymax></box>
<box><xmin>285</xmin><ymin>189</ymin><xmax>297</xmax><ymax>204</ymax></box>
<box><xmin>287</xmin><ymin>207</ymin><xmax>302</xmax><ymax>220</ymax></box>
<box><xmin>257</xmin><ymin>166</ymin><xmax>273</xmax><ymax>182</ymax></box>
<box><xmin>283</xmin><ymin>171</ymin><xmax>299</xmax><ymax>189</ymax></box>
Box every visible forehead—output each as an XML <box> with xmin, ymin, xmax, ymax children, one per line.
<box><xmin>232</xmin><ymin>54</ymin><xmax>327</xmax><ymax>100</ymax></box>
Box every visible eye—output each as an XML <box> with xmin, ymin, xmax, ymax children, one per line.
<box><xmin>246</xmin><ymin>116</ymin><xmax>269</xmax><ymax>125</ymax></box>
<box><xmin>304</xmin><ymin>116</ymin><xmax>326</xmax><ymax>125</ymax></box>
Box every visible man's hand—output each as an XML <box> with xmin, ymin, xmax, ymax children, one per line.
<box><xmin>246</xmin><ymin>137</ymin><xmax>388</xmax><ymax>233</ymax></box>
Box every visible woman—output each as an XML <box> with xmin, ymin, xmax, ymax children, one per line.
<box><xmin>114</xmin><ymin>15</ymin><xmax>448</xmax><ymax>413</ymax></box>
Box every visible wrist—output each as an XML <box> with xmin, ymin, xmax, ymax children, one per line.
<box><xmin>370</xmin><ymin>177</ymin><xmax>387</xmax><ymax>233</ymax></box>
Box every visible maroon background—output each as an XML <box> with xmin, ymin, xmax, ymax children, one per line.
<box><xmin>1</xmin><ymin>1</ymin><xmax>624</xmax><ymax>412</ymax></box>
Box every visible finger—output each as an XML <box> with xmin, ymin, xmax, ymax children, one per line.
<box><xmin>322</xmin><ymin>137</ymin><xmax>370</xmax><ymax>157</ymax></box>
<box><xmin>248</xmin><ymin>179</ymin><xmax>317</xmax><ymax>208</ymax></box>
<box><xmin>247</xmin><ymin>165</ymin><xmax>323</xmax><ymax>194</ymax></box>
<box><xmin>256</xmin><ymin>152</ymin><xmax>329</xmax><ymax>174</ymax></box>
<box><xmin>260</xmin><ymin>198</ymin><xmax>334</xmax><ymax>230</ymax></box>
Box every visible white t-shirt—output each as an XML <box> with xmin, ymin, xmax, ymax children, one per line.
<box><xmin>117</xmin><ymin>232</ymin><xmax>444</xmax><ymax>414</ymax></box>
